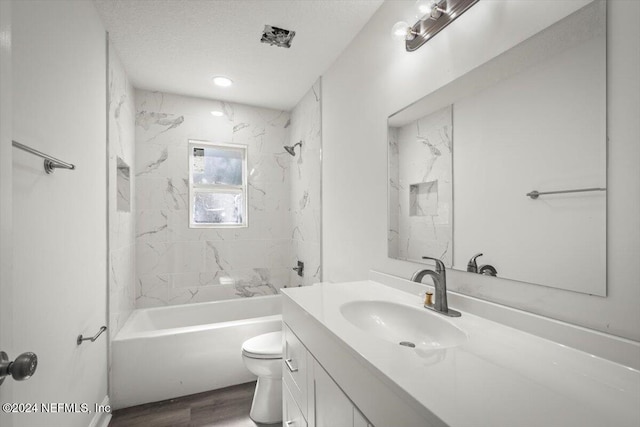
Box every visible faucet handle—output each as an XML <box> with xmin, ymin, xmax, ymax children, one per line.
<box><xmin>421</xmin><ymin>256</ymin><xmax>445</xmax><ymax>274</ymax></box>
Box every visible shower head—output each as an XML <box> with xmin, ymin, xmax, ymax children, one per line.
<box><xmin>284</xmin><ymin>141</ymin><xmax>302</xmax><ymax>156</ymax></box>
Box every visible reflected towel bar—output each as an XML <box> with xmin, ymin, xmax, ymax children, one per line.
<box><xmin>526</xmin><ymin>187</ymin><xmax>606</xmax><ymax>199</ymax></box>
<box><xmin>12</xmin><ymin>140</ymin><xmax>75</xmax><ymax>174</ymax></box>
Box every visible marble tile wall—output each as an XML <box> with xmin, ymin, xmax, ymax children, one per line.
<box><xmin>389</xmin><ymin>105</ymin><xmax>453</xmax><ymax>266</ymax></box>
<box><xmin>108</xmin><ymin>43</ymin><xmax>136</xmax><ymax>337</ymax></box>
<box><xmin>134</xmin><ymin>90</ymin><xmax>296</xmax><ymax>307</ymax></box>
<box><xmin>388</xmin><ymin>126</ymin><xmax>400</xmax><ymax>259</ymax></box>
<box><xmin>287</xmin><ymin>79</ymin><xmax>322</xmax><ymax>286</ymax></box>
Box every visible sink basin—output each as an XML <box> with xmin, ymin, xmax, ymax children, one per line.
<box><xmin>340</xmin><ymin>300</ymin><xmax>467</xmax><ymax>350</ymax></box>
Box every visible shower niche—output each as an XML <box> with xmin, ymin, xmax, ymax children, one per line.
<box><xmin>116</xmin><ymin>157</ymin><xmax>131</xmax><ymax>213</ymax></box>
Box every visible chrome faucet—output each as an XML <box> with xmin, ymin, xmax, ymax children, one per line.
<box><xmin>411</xmin><ymin>256</ymin><xmax>461</xmax><ymax>317</ymax></box>
<box><xmin>467</xmin><ymin>253</ymin><xmax>498</xmax><ymax>277</ymax></box>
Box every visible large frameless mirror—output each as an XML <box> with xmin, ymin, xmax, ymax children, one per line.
<box><xmin>388</xmin><ymin>0</ymin><xmax>607</xmax><ymax>295</ymax></box>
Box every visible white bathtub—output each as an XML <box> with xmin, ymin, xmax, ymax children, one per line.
<box><xmin>111</xmin><ymin>295</ymin><xmax>282</xmax><ymax>409</ymax></box>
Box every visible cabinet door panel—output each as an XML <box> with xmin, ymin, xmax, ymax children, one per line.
<box><xmin>306</xmin><ymin>352</ymin><xmax>316</xmax><ymax>427</ymax></box>
<box><xmin>284</xmin><ymin>324</ymin><xmax>309</xmax><ymax>417</ymax></box>
<box><xmin>284</xmin><ymin>381</ymin><xmax>308</xmax><ymax>427</ymax></box>
<box><xmin>314</xmin><ymin>361</ymin><xmax>353</xmax><ymax>427</ymax></box>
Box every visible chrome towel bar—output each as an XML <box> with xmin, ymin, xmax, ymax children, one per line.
<box><xmin>12</xmin><ymin>140</ymin><xmax>75</xmax><ymax>174</ymax></box>
<box><xmin>77</xmin><ymin>326</ymin><xmax>107</xmax><ymax>346</ymax></box>
<box><xmin>526</xmin><ymin>187</ymin><xmax>606</xmax><ymax>199</ymax></box>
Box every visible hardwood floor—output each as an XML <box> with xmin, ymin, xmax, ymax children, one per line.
<box><xmin>108</xmin><ymin>382</ymin><xmax>275</xmax><ymax>427</ymax></box>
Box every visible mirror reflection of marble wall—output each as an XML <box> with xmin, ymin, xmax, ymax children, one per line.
<box><xmin>388</xmin><ymin>106</ymin><xmax>453</xmax><ymax>266</ymax></box>
<box><xmin>387</xmin><ymin>0</ymin><xmax>606</xmax><ymax>296</ymax></box>
<box><xmin>116</xmin><ymin>157</ymin><xmax>131</xmax><ymax>213</ymax></box>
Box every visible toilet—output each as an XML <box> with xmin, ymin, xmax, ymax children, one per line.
<box><xmin>241</xmin><ymin>331</ymin><xmax>283</xmax><ymax>424</ymax></box>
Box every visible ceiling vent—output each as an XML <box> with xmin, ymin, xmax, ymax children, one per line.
<box><xmin>261</xmin><ymin>25</ymin><xmax>296</xmax><ymax>48</ymax></box>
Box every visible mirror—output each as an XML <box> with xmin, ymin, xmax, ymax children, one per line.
<box><xmin>388</xmin><ymin>1</ymin><xmax>606</xmax><ymax>296</ymax></box>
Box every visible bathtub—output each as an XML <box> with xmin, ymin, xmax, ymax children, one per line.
<box><xmin>111</xmin><ymin>295</ymin><xmax>282</xmax><ymax>409</ymax></box>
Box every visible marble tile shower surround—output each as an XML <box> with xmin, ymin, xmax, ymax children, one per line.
<box><xmin>388</xmin><ymin>127</ymin><xmax>400</xmax><ymax>259</ymax></box>
<box><xmin>287</xmin><ymin>80</ymin><xmax>322</xmax><ymax>287</ymax></box>
<box><xmin>389</xmin><ymin>105</ymin><xmax>453</xmax><ymax>266</ymax></box>
<box><xmin>134</xmin><ymin>88</ymin><xmax>321</xmax><ymax>308</ymax></box>
<box><xmin>108</xmin><ymin>44</ymin><xmax>136</xmax><ymax>338</ymax></box>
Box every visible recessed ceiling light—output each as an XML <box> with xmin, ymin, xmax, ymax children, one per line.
<box><xmin>212</xmin><ymin>76</ymin><xmax>233</xmax><ymax>87</ymax></box>
<box><xmin>211</xmin><ymin>110</ymin><xmax>224</xmax><ymax>117</ymax></box>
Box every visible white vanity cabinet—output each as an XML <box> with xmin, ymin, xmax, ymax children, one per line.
<box><xmin>283</xmin><ymin>324</ymin><xmax>373</xmax><ymax>427</ymax></box>
<box><xmin>281</xmin><ymin>281</ymin><xmax>640</xmax><ymax>427</ymax></box>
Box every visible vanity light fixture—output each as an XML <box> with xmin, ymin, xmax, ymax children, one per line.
<box><xmin>392</xmin><ymin>0</ymin><xmax>479</xmax><ymax>52</ymax></box>
<box><xmin>212</xmin><ymin>76</ymin><xmax>233</xmax><ymax>87</ymax></box>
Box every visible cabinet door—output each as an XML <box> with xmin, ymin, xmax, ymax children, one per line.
<box><xmin>284</xmin><ymin>325</ymin><xmax>308</xmax><ymax>418</ymax></box>
<box><xmin>284</xmin><ymin>381</ymin><xmax>308</xmax><ymax>427</ymax></box>
<box><xmin>314</xmin><ymin>361</ymin><xmax>354</xmax><ymax>427</ymax></box>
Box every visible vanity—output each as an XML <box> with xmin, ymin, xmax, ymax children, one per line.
<box><xmin>281</xmin><ymin>275</ymin><xmax>640</xmax><ymax>427</ymax></box>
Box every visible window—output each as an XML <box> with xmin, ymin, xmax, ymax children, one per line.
<box><xmin>188</xmin><ymin>140</ymin><xmax>248</xmax><ymax>228</ymax></box>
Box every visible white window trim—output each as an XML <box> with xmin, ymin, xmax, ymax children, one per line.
<box><xmin>188</xmin><ymin>139</ymin><xmax>248</xmax><ymax>228</ymax></box>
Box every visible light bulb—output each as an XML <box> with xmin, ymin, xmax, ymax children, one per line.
<box><xmin>212</xmin><ymin>76</ymin><xmax>233</xmax><ymax>87</ymax></box>
<box><xmin>415</xmin><ymin>0</ymin><xmax>435</xmax><ymax>19</ymax></box>
<box><xmin>391</xmin><ymin>21</ymin><xmax>416</xmax><ymax>41</ymax></box>
<box><xmin>416</xmin><ymin>0</ymin><xmax>445</xmax><ymax>20</ymax></box>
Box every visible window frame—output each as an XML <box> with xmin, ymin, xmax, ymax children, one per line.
<box><xmin>188</xmin><ymin>139</ymin><xmax>249</xmax><ymax>229</ymax></box>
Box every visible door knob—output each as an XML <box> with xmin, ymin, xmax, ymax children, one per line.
<box><xmin>0</xmin><ymin>351</ymin><xmax>38</xmax><ymax>385</ymax></box>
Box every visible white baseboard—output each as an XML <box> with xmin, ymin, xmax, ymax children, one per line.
<box><xmin>88</xmin><ymin>395</ymin><xmax>112</xmax><ymax>427</ymax></box>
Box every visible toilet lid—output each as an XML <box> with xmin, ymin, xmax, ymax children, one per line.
<box><xmin>242</xmin><ymin>331</ymin><xmax>282</xmax><ymax>359</ymax></box>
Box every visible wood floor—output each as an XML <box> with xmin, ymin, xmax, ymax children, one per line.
<box><xmin>108</xmin><ymin>382</ymin><xmax>274</xmax><ymax>427</ymax></box>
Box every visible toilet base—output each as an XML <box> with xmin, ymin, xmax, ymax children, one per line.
<box><xmin>249</xmin><ymin>376</ymin><xmax>282</xmax><ymax>424</ymax></box>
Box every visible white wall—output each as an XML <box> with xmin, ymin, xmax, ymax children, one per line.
<box><xmin>0</xmin><ymin>1</ymin><xmax>14</xmax><ymax>425</ymax></box>
<box><xmin>322</xmin><ymin>0</ymin><xmax>640</xmax><ymax>341</ymax></box>
<box><xmin>12</xmin><ymin>1</ymin><xmax>108</xmax><ymax>426</ymax></box>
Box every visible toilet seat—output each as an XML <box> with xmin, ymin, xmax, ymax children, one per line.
<box><xmin>242</xmin><ymin>331</ymin><xmax>282</xmax><ymax>359</ymax></box>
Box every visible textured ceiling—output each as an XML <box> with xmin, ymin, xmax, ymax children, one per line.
<box><xmin>94</xmin><ymin>0</ymin><xmax>383</xmax><ymax>111</ymax></box>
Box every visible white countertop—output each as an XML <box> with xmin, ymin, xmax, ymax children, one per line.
<box><xmin>282</xmin><ymin>280</ymin><xmax>640</xmax><ymax>427</ymax></box>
